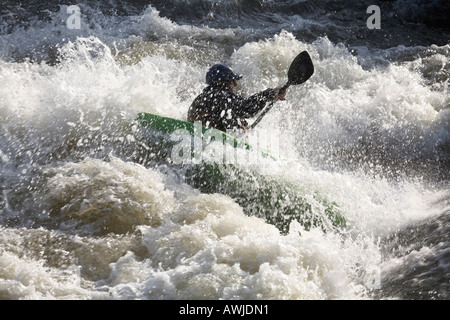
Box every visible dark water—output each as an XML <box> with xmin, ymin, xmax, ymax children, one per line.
<box><xmin>0</xmin><ymin>0</ymin><xmax>448</xmax><ymax>300</ymax></box>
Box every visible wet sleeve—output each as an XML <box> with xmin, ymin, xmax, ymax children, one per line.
<box><xmin>232</xmin><ymin>88</ymin><xmax>276</xmax><ymax>118</ymax></box>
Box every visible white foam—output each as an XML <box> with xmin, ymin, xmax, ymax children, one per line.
<box><xmin>0</xmin><ymin>10</ymin><xmax>448</xmax><ymax>299</ymax></box>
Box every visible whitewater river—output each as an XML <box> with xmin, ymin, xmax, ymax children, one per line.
<box><xmin>0</xmin><ymin>0</ymin><xmax>448</xmax><ymax>300</ymax></box>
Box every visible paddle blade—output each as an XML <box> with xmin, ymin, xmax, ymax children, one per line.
<box><xmin>287</xmin><ymin>51</ymin><xmax>314</xmax><ymax>86</ymax></box>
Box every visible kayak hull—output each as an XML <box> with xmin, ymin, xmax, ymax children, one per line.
<box><xmin>136</xmin><ymin>112</ymin><xmax>346</xmax><ymax>233</ymax></box>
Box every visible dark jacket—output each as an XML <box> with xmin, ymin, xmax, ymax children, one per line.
<box><xmin>187</xmin><ymin>83</ymin><xmax>275</xmax><ymax>131</ymax></box>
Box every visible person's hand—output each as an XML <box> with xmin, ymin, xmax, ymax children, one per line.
<box><xmin>274</xmin><ymin>86</ymin><xmax>287</xmax><ymax>101</ymax></box>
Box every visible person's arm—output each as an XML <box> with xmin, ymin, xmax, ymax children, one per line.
<box><xmin>232</xmin><ymin>88</ymin><xmax>276</xmax><ymax>118</ymax></box>
<box><xmin>232</xmin><ymin>85</ymin><xmax>287</xmax><ymax>118</ymax></box>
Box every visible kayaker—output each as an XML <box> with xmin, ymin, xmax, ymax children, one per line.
<box><xmin>187</xmin><ymin>64</ymin><xmax>287</xmax><ymax>132</ymax></box>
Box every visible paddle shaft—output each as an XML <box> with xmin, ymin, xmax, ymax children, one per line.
<box><xmin>249</xmin><ymin>83</ymin><xmax>290</xmax><ymax>130</ymax></box>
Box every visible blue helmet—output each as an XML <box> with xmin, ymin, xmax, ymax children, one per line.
<box><xmin>206</xmin><ymin>64</ymin><xmax>242</xmax><ymax>85</ymax></box>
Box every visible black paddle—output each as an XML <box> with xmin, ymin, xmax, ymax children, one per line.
<box><xmin>249</xmin><ymin>51</ymin><xmax>314</xmax><ymax>129</ymax></box>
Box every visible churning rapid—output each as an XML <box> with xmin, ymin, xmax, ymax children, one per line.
<box><xmin>0</xmin><ymin>0</ymin><xmax>449</xmax><ymax>300</ymax></box>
